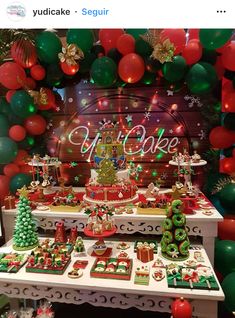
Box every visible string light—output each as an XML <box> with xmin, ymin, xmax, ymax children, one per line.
<box><xmin>151</xmin><ymin>94</ymin><xmax>158</xmax><ymax>105</ymax></box>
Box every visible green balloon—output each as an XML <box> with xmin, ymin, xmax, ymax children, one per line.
<box><xmin>141</xmin><ymin>71</ymin><xmax>156</xmax><ymax>85</ymax></box>
<box><xmin>10</xmin><ymin>91</ymin><xmax>37</xmax><ymax>118</ymax></box>
<box><xmin>79</xmin><ymin>52</ymin><xmax>96</xmax><ymax>74</ymax></box>
<box><xmin>10</xmin><ymin>173</ymin><xmax>32</xmax><ymax>194</ymax></box>
<box><xmin>67</xmin><ymin>29</ymin><xmax>94</xmax><ymax>53</ymax></box>
<box><xmin>215</xmin><ymin>240</ymin><xmax>235</xmax><ymax>276</ymax></box>
<box><xmin>126</xmin><ymin>29</ymin><xmax>148</xmax><ymax>39</ymax></box>
<box><xmin>91</xmin><ymin>57</ymin><xmax>117</xmax><ymax>87</ymax></box>
<box><xmin>162</xmin><ymin>56</ymin><xmax>187</xmax><ymax>82</ymax></box>
<box><xmin>45</xmin><ymin>63</ymin><xmax>64</xmax><ymax>87</ymax></box>
<box><xmin>135</xmin><ymin>38</ymin><xmax>152</xmax><ymax>57</ymax></box>
<box><xmin>0</xmin><ymin>137</ymin><xmax>18</xmax><ymax>164</ymax></box>
<box><xmin>222</xmin><ymin>272</ymin><xmax>235</xmax><ymax>312</ymax></box>
<box><xmin>0</xmin><ymin>97</ymin><xmax>11</xmax><ymax>116</ymax></box>
<box><xmin>18</xmin><ymin>136</ymin><xmax>35</xmax><ymax>150</ymax></box>
<box><xmin>199</xmin><ymin>29</ymin><xmax>232</xmax><ymax>49</ymax></box>
<box><xmin>186</xmin><ymin>62</ymin><xmax>218</xmax><ymax>95</ymax></box>
<box><xmin>0</xmin><ymin>114</ymin><xmax>9</xmax><ymax>136</ymax></box>
<box><xmin>219</xmin><ymin>183</ymin><xmax>235</xmax><ymax>210</ymax></box>
<box><xmin>35</xmin><ymin>31</ymin><xmax>62</xmax><ymax>63</ymax></box>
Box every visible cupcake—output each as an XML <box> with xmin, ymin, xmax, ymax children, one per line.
<box><xmin>93</xmin><ymin>241</ymin><xmax>107</xmax><ymax>256</ymax></box>
<box><xmin>191</xmin><ymin>151</ymin><xmax>201</xmax><ymax>163</ymax></box>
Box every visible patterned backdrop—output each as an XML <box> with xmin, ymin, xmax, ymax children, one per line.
<box><xmin>46</xmin><ymin>81</ymin><xmax>209</xmax><ymax>187</ymax></box>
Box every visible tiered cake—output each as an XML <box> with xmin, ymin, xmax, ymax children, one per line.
<box><xmin>83</xmin><ymin>121</ymin><xmax>138</xmax><ymax>205</ymax></box>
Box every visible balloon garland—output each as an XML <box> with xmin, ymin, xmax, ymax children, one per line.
<box><xmin>0</xmin><ymin>28</ymin><xmax>233</xmax><ymax>199</ymax></box>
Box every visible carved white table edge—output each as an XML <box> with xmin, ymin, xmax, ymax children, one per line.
<box><xmin>0</xmin><ymin>282</ymin><xmax>218</xmax><ymax>318</ymax></box>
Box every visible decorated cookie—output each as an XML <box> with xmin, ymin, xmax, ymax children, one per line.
<box><xmin>117</xmin><ymin>242</ymin><xmax>130</xmax><ymax>250</ymax></box>
<box><xmin>152</xmin><ymin>269</ymin><xmax>165</xmax><ymax>281</ymax></box>
<box><xmin>68</xmin><ymin>268</ymin><xmax>83</xmax><ymax>279</ymax></box>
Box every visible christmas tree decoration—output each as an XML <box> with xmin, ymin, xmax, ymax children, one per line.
<box><xmin>160</xmin><ymin>200</ymin><xmax>190</xmax><ymax>261</ymax></box>
<box><xmin>97</xmin><ymin>156</ymin><xmax>118</xmax><ymax>186</ymax></box>
<box><xmin>13</xmin><ymin>186</ymin><xmax>38</xmax><ymax>251</ymax></box>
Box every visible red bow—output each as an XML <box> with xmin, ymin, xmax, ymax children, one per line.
<box><xmin>184</xmin><ymin>272</ymin><xmax>199</xmax><ymax>283</ymax></box>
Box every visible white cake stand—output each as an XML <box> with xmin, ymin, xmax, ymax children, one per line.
<box><xmin>169</xmin><ymin>160</ymin><xmax>207</xmax><ymax>190</ymax></box>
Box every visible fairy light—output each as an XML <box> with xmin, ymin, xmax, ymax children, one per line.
<box><xmin>81</xmin><ymin>99</ymin><xmax>87</xmax><ymax>106</ymax></box>
<box><xmin>171</xmin><ymin>104</ymin><xmax>178</xmax><ymax>112</ymax></box>
<box><xmin>151</xmin><ymin>94</ymin><xmax>158</xmax><ymax>105</ymax></box>
<box><xmin>152</xmin><ymin>170</ymin><xmax>158</xmax><ymax>177</ymax></box>
<box><xmin>176</xmin><ymin>125</ymin><xmax>183</xmax><ymax>132</ymax></box>
<box><xmin>156</xmin><ymin>152</ymin><xmax>164</xmax><ymax>160</ymax></box>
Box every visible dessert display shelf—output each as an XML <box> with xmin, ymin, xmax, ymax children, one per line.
<box><xmin>0</xmin><ymin>238</ymin><xmax>224</xmax><ymax>318</ymax></box>
<box><xmin>2</xmin><ymin>189</ymin><xmax>223</xmax><ymax>265</ymax></box>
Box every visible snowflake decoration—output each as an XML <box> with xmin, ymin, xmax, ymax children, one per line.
<box><xmin>169</xmin><ymin>250</ymin><xmax>179</xmax><ymax>258</ymax></box>
<box><xmin>136</xmin><ymin>129</ymin><xmax>142</xmax><ymax>136</ymax></box>
<box><xmin>125</xmin><ymin>114</ymin><xmax>132</xmax><ymax>123</ymax></box>
<box><xmin>144</xmin><ymin>112</ymin><xmax>151</xmax><ymax>120</ymax></box>
<box><xmin>169</xmin><ymin>129</ymin><xmax>173</xmax><ymax>134</ymax></box>
<box><xmin>184</xmin><ymin>95</ymin><xmax>203</xmax><ymax>108</ymax></box>
<box><xmin>160</xmin><ymin>172</ymin><xmax>168</xmax><ymax>180</ymax></box>
<box><xmin>198</xmin><ymin>129</ymin><xmax>206</xmax><ymax>140</ymax></box>
<box><xmin>55</xmin><ymin>107</ymin><xmax>60</xmax><ymax>112</ymax></box>
<box><xmin>167</xmin><ymin>90</ymin><xmax>174</xmax><ymax>96</ymax></box>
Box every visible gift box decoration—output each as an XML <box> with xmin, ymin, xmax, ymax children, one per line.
<box><xmin>4</xmin><ymin>196</ymin><xmax>16</xmax><ymax>210</ymax></box>
<box><xmin>137</xmin><ymin>246</ymin><xmax>154</xmax><ymax>263</ymax></box>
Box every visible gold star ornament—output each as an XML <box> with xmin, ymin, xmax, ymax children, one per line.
<box><xmin>17</xmin><ymin>186</ymin><xmax>29</xmax><ymax>198</ymax></box>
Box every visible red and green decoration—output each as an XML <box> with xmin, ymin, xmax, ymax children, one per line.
<box><xmin>160</xmin><ymin>200</ymin><xmax>190</xmax><ymax>261</ymax></box>
<box><xmin>0</xmin><ymin>28</ymin><xmax>235</xmax><ymax>204</ymax></box>
<box><xmin>13</xmin><ymin>186</ymin><xmax>38</xmax><ymax>251</ymax></box>
<box><xmin>97</xmin><ymin>157</ymin><xmax>118</xmax><ymax>186</ymax></box>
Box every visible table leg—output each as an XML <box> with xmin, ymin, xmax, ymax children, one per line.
<box><xmin>202</xmin><ymin>237</ymin><xmax>215</xmax><ymax>265</ymax></box>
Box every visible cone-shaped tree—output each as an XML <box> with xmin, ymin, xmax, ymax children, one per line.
<box><xmin>13</xmin><ymin>186</ymin><xmax>38</xmax><ymax>251</ymax></box>
<box><xmin>160</xmin><ymin>199</ymin><xmax>190</xmax><ymax>261</ymax></box>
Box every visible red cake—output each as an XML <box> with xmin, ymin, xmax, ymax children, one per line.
<box><xmin>83</xmin><ymin>121</ymin><xmax>138</xmax><ymax>206</ymax></box>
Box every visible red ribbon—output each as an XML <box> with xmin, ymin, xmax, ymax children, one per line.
<box><xmin>184</xmin><ymin>272</ymin><xmax>199</xmax><ymax>283</ymax></box>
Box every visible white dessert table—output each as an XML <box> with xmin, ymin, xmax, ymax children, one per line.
<box><xmin>2</xmin><ymin>189</ymin><xmax>223</xmax><ymax>265</ymax></box>
<box><xmin>0</xmin><ymin>238</ymin><xmax>224</xmax><ymax>318</ymax></box>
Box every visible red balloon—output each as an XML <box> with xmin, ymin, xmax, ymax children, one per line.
<box><xmin>6</xmin><ymin>90</ymin><xmax>16</xmax><ymax>103</ymax></box>
<box><xmin>188</xmin><ymin>29</ymin><xmax>199</xmax><ymax>41</ymax></box>
<box><xmin>117</xmin><ymin>34</ymin><xmax>135</xmax><ymax>55</ymax></box>
<box><xmin>11</xmin><ymin>40</ymin><xmax>37</xmax><ymax>68</ymax></box>
<box><xmin>118</xmin><ymin>53</ymin><xmax>145</xmax><ymax>83</ymax></box>
<box><xmin>9</xmin><ymin>125</ymin><xmax>26</xmax><ymax>142</ymax></box>
<box><xmin>37</xmin><ymin>88</ymin><xmax>56</xmax><ymax>110</ymax></box>
<box><xmin>214</xmin><ymin>56</ymin><xmax>225</xmax><ymax>79</ymax></box>
<box><xmin>209</xmin><ymin>126</ymin><xmax>235</xmax><ymax>149</ymax></box>
<box><xmin>3</xmin><ymin>163</ymin><xmax>20</xmax><ymax>178</ymax></box>
<box><xmin>182</xmin><ymin>39</ymin><xmax>202</xmax><ymax>65</ymax></box>
<box><xmin>171</xmin><ymin>298</ymin><xmax>192</xmax><ymax>318</ymax></box>
<box><xmin>0</xmin><ymin>62</ymin><xmax>26</xmax><ymax>89</ymax></box>
<box><xmin>0</xmin><ymin>175</ymin><xmax>10</xmax><ymax>202</ymax></box>
<box><xmin>19</xmin><ymin>164</ymin><xmax>32</xmax><ymax>175</ymax></box>
<box><xmin>30</xmin><ymin>64</ymin><xmax>46</xmax><ymax>81</ymax></box>
<box><xmin>99</xmin><ymin>29</ymin><xmax>124</xmax><ymax>53</ymax></box>
<box><xmin>160</xmin><ymin>29</ymin><xmax>186</xmax><ymax>54</ymax></box>
<box><xmin>13</xmin><ymin>149</ymin><xmax>29</xmax><ymax>166</ymax></box>
<box><xmin>223</xmin><ymin>90</ymin><xmax>235</xmax><ymax>112</ymax></box>
<box><xmin>218</xmin><ymin>216</ymin><xmax>235</xmax><ymax>240</ymax></box>
<box><xmin>60</xmin><ymin>61</ymin><xmax>79</xmax><ymax>75</ymax></box>
<box><xmin>25</xmin><ymin>77</ymin><xmax>36</xmax><ymax>90</ymax></box>
<box><xmin>220</xmin><ymin>157</ymin><xmax>235</xmax><ymax>174</ymax></box>
<box><xmin>221</xmin><ymin>42</ymin><xmax>235</xmax><ymax>71</ymax></box>
<box><xmin>24</xmin><ymin>114</ymin><xmax>47</xmax><ymax>135</ymax></box>
<box><xmin>216</xmin><ymin>41</ymin><xmax>231</xmax><ymax>54</ymax></box>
